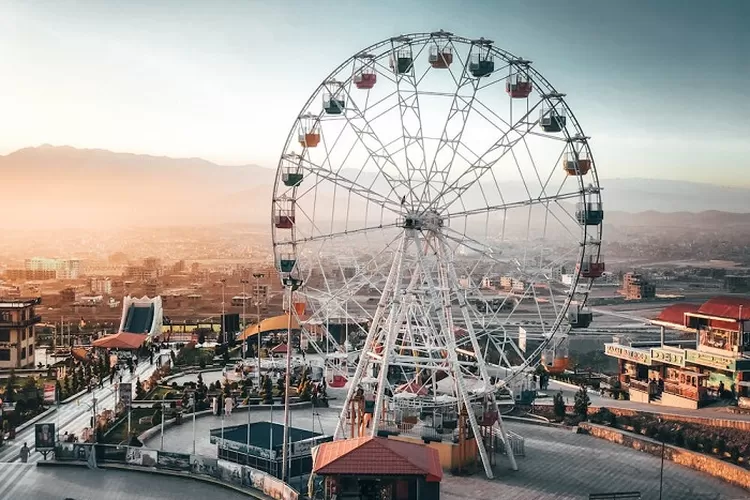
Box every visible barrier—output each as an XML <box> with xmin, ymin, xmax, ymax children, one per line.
<box><xmin>52</xmin><ymin>442</ymin><xmax>299</xmax><ymax>500</ymax></box>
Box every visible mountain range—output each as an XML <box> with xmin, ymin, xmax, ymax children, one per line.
<box><xmin>2</xmin><ymin>145</ymin><xmax>749</xmax><ymax>230</ymax></box>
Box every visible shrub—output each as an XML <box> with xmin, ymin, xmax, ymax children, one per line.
<box><xmin>573</xmin><ymin>386</ymin><xmax>590</xmax><ymax>420</ymax></box>
<box><xmin>674</xmin><ymin>429</ymin><xmax>685</xmax><ymax>447</ymax></box>
<box><xmin>715</xmin><ymin>437</ymin><xmax>727</xmax><ymax>456</ymax></box>
<box><xmin>729</xmin><ymin>446</ymin><xmax>741</xmax><ymax>463</ymax></box>
<box><xmin>552</xmin><ymin>392</ymin><xmax>566</xmax><ymax>421</ymax></box>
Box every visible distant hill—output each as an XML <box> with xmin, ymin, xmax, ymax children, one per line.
<box><xmin>2</xmin><ymin>145</ymin><xmax>749</xmax><ymax>230</ymax></box>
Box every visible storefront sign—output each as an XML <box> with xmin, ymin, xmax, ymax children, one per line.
<box><xmin>685</xmin><ymin>350</ymin><xmax>736</xmax><ymax>371</ymax></box>
<box><xmin>650</xmin><ymin>348</ymin><xmax>686</xmax><ymax>367</ymax></box>
<box><xmin>604</xmin><ymin>343</ymin><xmax>652</xmax><ymax>365</ymax></box>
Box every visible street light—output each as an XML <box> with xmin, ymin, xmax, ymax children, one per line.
<box><xmin>253</xmin><ymin>273</ymin><xmax>265</xmax><ymax>384</ymax></box>
<box><xmin>220</xmin><ymin>278</ymin><xmax>227</xmax><ymax>345</ymax></box>
<box><xmin>281</xmin><ymin>276</ymin><xmax>303</xmax><ymax>483</ymax></box>
<box><xmin>241</xmin><ymin>276</ymin><xmax>249</xmax><ymax>358</ymax></box>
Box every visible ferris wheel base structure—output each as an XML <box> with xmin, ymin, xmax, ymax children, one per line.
<box><xmin>271</xmin><ymin>30</ymin><xmax>604</xmax><ymax>479</ymax></box>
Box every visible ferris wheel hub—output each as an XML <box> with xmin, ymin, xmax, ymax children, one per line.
<box><xmin>401</xmin><ymin>210</ymin><xmax>444</xmax><ymax>231</ymax></box>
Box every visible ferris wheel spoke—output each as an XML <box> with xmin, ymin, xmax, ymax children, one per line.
<box><xmin>443</xmin><ymin>190</ymin><xmax>582</xmax><ymax>220</ymax></box>
<box><xmin>430</xmin><ymin>101</ymin><xmax>546</xmax><ymax>211</ymax></box>
<box><xmin>293</xmin><ymin>155</ymin><xmax>403</xmax><ymax>215</ymax></box>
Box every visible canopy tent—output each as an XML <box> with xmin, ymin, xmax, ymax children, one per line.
<box><xmin>92</xmin><ymin>332</ymin><xmax>147</xmax><ymax>350</ymax></box>
<box><xmin>238</xmin><ymin>313</ymin><xmax>302</xmax><ymax>341</ymax></box>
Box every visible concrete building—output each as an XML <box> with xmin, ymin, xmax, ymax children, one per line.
<box><xmin>619</xmin><ymin>272</ymin><xmax>656</xmax><ymax>300</ymax></box>
<box><xmin>25</xmin><ymin>257</ymin><xmax>81</xmax><ymax>279</ymax></box>
<box><xmin>605</xmin><ymin>296</ymin><xmax>750</xmax><ymax>409</ymax></box>
<box><xmin>0</xmin><ymin>297</ymin><xmax>42</xmax><ymax>369</ymax></box>
<box><xmin>90</xmin><ymin>277</ymin><xmax>112</xmax><ymax>295</ymax></box>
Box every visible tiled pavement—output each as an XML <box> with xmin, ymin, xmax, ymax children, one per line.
<box><xmin>0</xmin><ymin>463</ymin><xmax>250</xmax><ymax>500</ymax></box>
<box><xmin>146</xmin><ymin>406</ymin><xmax>750</xmax><ymax>500</ymax></box>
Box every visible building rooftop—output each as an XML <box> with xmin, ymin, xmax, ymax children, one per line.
<box><xmin>654</xmin><ymin>303</ymin><xmax>701</xmax><ymax>326</ymax></box>
<box><xmin>0</xmin><ymin>297</ymin><xmax>41</xmax><ymax>308</ymax></box>
<box><xmin>696</xmin><ymin>296</ymin><xmax>750</xmax><ymax>320</ymax></box>
<box><xmin>313</xmin><ymin>436</ymin><xmax>442</xmax><ymax>482</ymax></box>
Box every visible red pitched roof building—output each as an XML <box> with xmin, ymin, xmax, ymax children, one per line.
<box><xmin>604</xmin><ymin>296</ymin><xmax>750</xmax><ymax>410</ymax></box>
<box><xmin>312</xmin><ymin>436</ymin><xmax>442</xmax><ymax>500</ymax></box>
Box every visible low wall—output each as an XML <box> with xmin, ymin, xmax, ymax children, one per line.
<box><xmin>47</xmin><ymin>442</ymin><xmax>299</xmax><ymax>500</ymax></box>
<box><xmin>596</xmin><ymin>406</ymin><xmax>750</xmax><ymax>432</ymax></box>
<box><xmin>660</xmin><ymin>391</ymin><xmax>699</xmax><ymax>410</ymax></box>
<box><xmin>579</xmin><ymin>422</ymin><xmax>750</xmax><ymax>491</ymax></box>
<box><xmin>628</xmin><ymin>387</ymin><xmax>650</xmax><ymax>404</ymax></box>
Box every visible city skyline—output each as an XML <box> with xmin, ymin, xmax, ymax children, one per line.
<box><xmin>1</xmin><ymin>0</ymin><xmax>748</xmax><ymax>186</ymax></box>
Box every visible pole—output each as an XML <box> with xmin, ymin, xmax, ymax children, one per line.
<box><xmin>160</xmin><ymin>402</ymin><xmax>165</xmax><ymax>450</ymax></box>
<box><xmin>246</xmin><ymin>393</ymin><xmax>251</xmax><ymax>456</ymax></box>
<box><xmin>282</xmin><ymin>284</ymin><xmax>293</xmax><ymax>482</ymax></box>
<box><xmin>192</xmin><ymin>396</ymin><xmax>196</xmax><ymax>456</ymax></box>
<box><xmin>242</xmin><ymin>277</ymin><xmax>247</xmax><ymax>358</ymax></box>
<box><xmin>127</xmin><ymin>405</ymin><xmax>131</xmax><ymax>438</ymax></box>
<box><xmin>253</xmin><ymin>273</ymin><xmax>264</xmax><ymax>385</ymax></box>
<box><xmin>221</xmin><ymin>394</ymin><xmax>225</xmax><ymax>443</ymax></box>
<box><xmin>221</xmin><ymin>279</ymin><xmax>226</xmax><ymax>345</ymax></box>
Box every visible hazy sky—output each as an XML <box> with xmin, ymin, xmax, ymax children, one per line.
<box><xmin>1</xmin><ymin>0</ymin><xmax>748</xmax><ymax>185</ymax></box>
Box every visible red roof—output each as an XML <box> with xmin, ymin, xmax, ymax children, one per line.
<box><xmin>271</xmin><ymin>343</ymin><xmax>289</xmax><ymax>354</ymax></box>
<box><xmin>696</xmin><ymin>296</ymin><xmax>750</xmax><ymax>320</ymax></box>
<box><xmin>655</xmin><ymin>303</ymin><xmax>700</xmax><ymax>326</ymax></box>
<box><xmin>92</xmin><ymin>332</ymin><xmax>147</xmax><ymax>350</ymax></box>
<box><xmin>313</xmin><ymin>436</ymin><xmax>443</xmax><ymax>482</ymax></box>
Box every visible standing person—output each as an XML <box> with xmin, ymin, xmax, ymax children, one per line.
<box><xmin>225</xmin><ymin>395</ymin><xmax>234</xmax><ymax>417</ymax></box>
<box><xmin>19</xmin><ymin>442</ymin><xmax>30</xmax><ymax>463</ymax></box>
<box><xmin>211</xmin><ymin>396</ymin><xmax>218</xmax><ymax>416</ymax></box>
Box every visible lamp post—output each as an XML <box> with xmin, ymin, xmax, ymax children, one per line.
<box><xmin>220</xmin><ymin>278</ymin><xmax>227</xmax><ymax>345</ymax></box>
<box><xmin>253</xmin><ymin>272</ymin><xmax>265</xmax><ymax>384</ymax></box>
<box><xmin>241</xmin><ymin>276</ymin><xmax>249</xmax><ymax>358</ymax></box>
<box><xmin>281</xmin><ymin>276</ymin><xmax>303</xmax><ymax>483</ymax></box>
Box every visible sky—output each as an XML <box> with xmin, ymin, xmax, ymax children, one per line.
<box><xmin>0</xmin><ymin>0</ymin><xmax>748</xmax><ymax>185</ymax></box>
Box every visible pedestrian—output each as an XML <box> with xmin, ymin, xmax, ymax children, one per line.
<box><xmin>225</xmin><ymin>396</ymin><xmax>234</xmax><ymax>417</ymax></box>
<box><xmin>19</xmin><ymin>442</ymin><xmax>30</xmax><ymax>463</ymax></box>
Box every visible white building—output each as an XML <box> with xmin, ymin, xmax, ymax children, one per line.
<box><xmin>90</xmin><ymin>277</ymin><xmax>112</xmax><ymax>295</ymax></box>
<box><xmin>25</xmin><ymin>257</ymin><xmax>81</xmax><ymax>279</ymax></box>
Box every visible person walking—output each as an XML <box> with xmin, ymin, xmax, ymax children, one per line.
<box><xmin>19</xmin><ymin>442</ymin><xmax>30</xmax><ymax>463</ymax></box>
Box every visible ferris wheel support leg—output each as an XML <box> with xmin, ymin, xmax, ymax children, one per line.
<box><xmin>371</xmin><ymin>236</ymin><xmax>423</xmax><ymax>435</ymax></box>
<box><xmin>439</xmin><ymin>234</ymin><xmax>519</xmax><ymax>472</ymax></box>
<box><xmin>333</xmin><ymin>235</ymin><xmax>407</xmax><ymax>440</ymax></box>
<box><xmin>431</xmin><ymin>236</ymin><xmax>494</xmax><ymax>479</ymax></box>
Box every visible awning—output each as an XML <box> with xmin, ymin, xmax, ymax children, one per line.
<box><xmin>92</xmin><ymin>332</ymin><xmax>148</xmax><ymax>350</ymax></box>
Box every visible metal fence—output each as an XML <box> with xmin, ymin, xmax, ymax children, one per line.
<box><xmin>53</xmin><ymin>442</ymin><xmax>299</xmax><ymax>500</ymax></box>
<box><xmin>494</xmin><ymin>429</ymin><xmax>526</xmax><ymax>457</ymax></box>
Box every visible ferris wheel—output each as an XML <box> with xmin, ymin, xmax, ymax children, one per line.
<box><xmin>271</xmin><ymin>31</ymin><xmax>603</xmax><ymax>477</ymax></box>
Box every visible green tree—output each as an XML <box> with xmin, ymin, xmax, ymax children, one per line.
<box><xmin>553</xmin><ymin>391</ymin><xmax>566</xmax><ymax>420</ymax></box>
<box><xmin>4</xmin><ymin>369</ymin><xmax>17</xmax><ymax>402</ymax></box>
<box><xmin>574</xmin><ymin>386</ymin><xmax>591</xmax><ymax>420</ymax></box>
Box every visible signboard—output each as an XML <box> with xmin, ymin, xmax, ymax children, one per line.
<box><xmin>650</xmin><ymin>347</ymin><xmax>686</xmax><ymax>367</ymax></box>
<box><xmin>119</xmin><ymin>382</ymin><xmax>133</xmax><ymax>407</ymax></box>
<box><xmin>44</xmin><ymin>382</ymin><xmax>56</xmax><ymax>404</ymax></box>
<box><xmin>35</xmin><ymin>423</ymin><xmax>55</xmax><ymax>451</ymax></box>
<box><xmin>157</xmin><ymin>451</ymin><xmax>191</xmax><ymax>471</ymax></box>
<box><xmin>518</xmin><ymin>327</ymin><xmax>527</xmax><ymax>353</ymax></box>
<box><xmin>604</xmin><ymin>343</ymin><xmax>652</xmax><ymax>365</ymax></box>
<box><xmin>685</xmin><ymin>350</ymin><xmax>737</xmax><ymax>371</ymax></box>
<box><xmin>212</xmin><ymin>436</ymin><xmax>276</xmax><ymax>459</ymax></box>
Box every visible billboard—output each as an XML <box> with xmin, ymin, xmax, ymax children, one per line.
<box><xmin>43</xmin><ymin>382</ymin><xmax>56</xmax><ymax>404</ymax></box>
<box><xmin>157</xmin><ymin>451</ymin><xmax>191</xmax><ymax>471</ymax></box>
<box><xmin>119</xmin><ymin>382</ymin><xmax>133</xmax><ymax>407</ymax></box>
<box><xmin>35</xmin><ymin>423</ymin><xmax>55</xmax><ymax>451</ymax></box>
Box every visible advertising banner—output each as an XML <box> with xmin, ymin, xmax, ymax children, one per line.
<box><xmin>126</xmin><ymin>447</ymin><xmax>157</xmax><ymax>467</ymax></box>
<box><xmin>43</xmin><ymin>382</ymin><xmax>56</xmax><ymax>404</ymax></box>
<box><xmin>119</xmin><ymin>382</ymin><xmax>133</xmax><ymax>407</ymax></box>
<box><xmin>218</xmin><ymin>460</ymin><xmax>243</xmax><ymax>485</ymax></box>
<box><xmin>157</xmin><ymin>451</ymin><xmax>191</xmax><ymax>471</ymax></box>
<box><xmin>190</xmin><ymin>455</ymin><xmax>219</xmax><ymax>477</ymax></box>
<box><xmin>35</xmin><ymin>423</ymin><xmax>55</xmax><ymax>451</ymax></box>
<box><xmin>518</xmin><ymin>327</ymin><xmax>527</xmax><ymax>353</ymax></box>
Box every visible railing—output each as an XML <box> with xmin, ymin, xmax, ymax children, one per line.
<box><xmin>494</xmin><ymin>429</ymin><xmax>525</xmax><ymax>457</ymax></box>
<box><xmin>0</xmin><ymin>315</ymin><xmax>42</xmax><ymax>327</ymax></box>
<box><xmin>52</xmin><ymin>442</ymin><xmax>299</xmax><ymax>500</ymax></box>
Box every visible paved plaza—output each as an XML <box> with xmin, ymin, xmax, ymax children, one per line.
<box><xmin>0</xmin><ymin>463</ymin><xmax>251</xmax><ymax>500</ymax></box>
<box><xmin>146</xmin><ymin>405</ymin><xmax>750</xmax><ymax>499</ymax></box>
